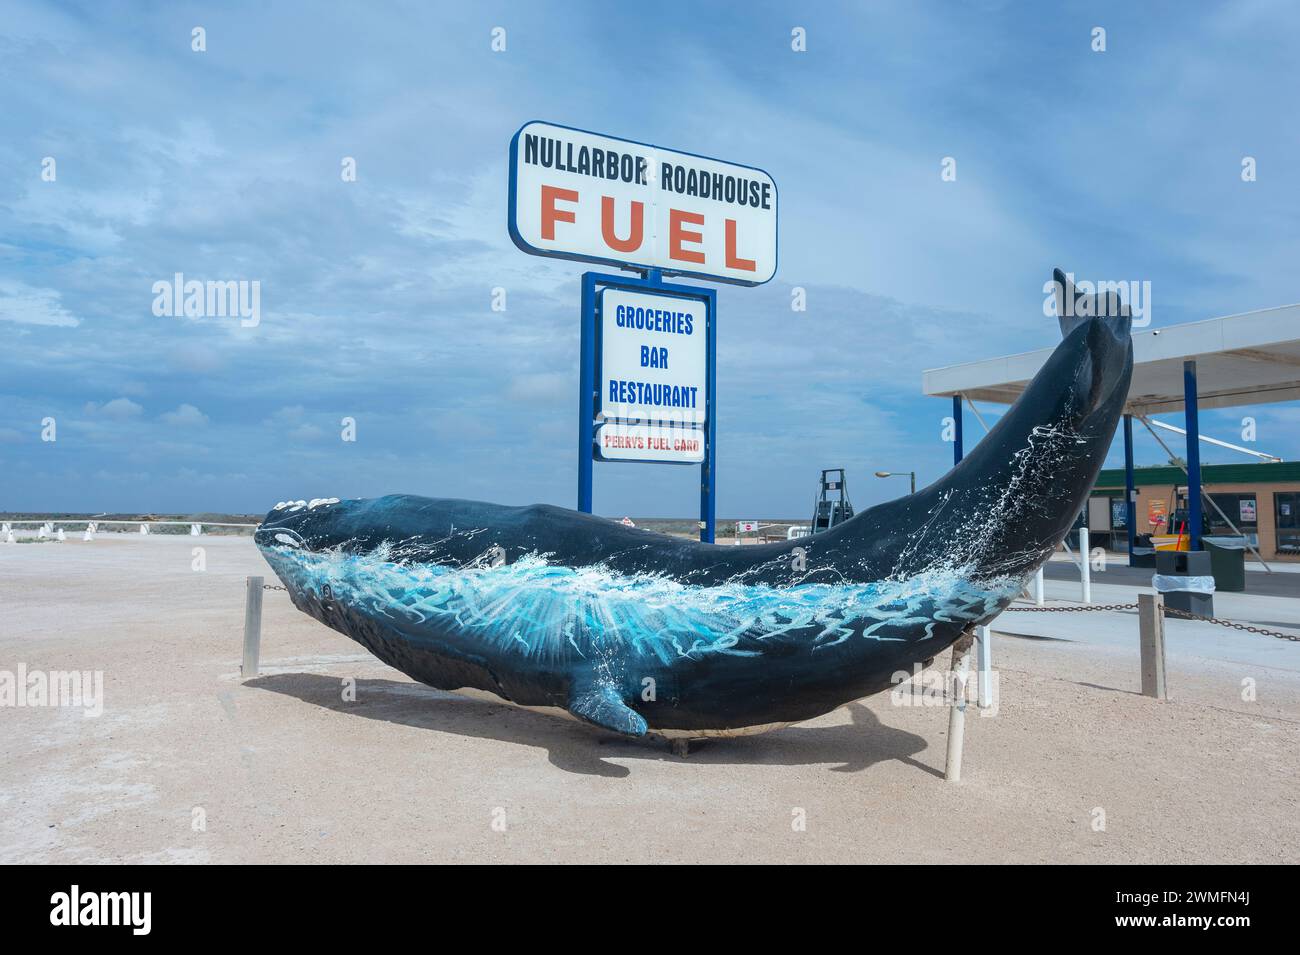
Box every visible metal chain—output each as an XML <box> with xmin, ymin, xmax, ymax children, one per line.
<box><xmin>1004</xmin><ymin>601</ymin><xmax>1300</xmax><ymax>641</ymax></box>
<box><xmin>1005</xmin><ymin>603</ymin><xmax>1138</xmax><ymax>613</ymax></box>
<box><xmin>1163</xmin><ymin>606</ymin><xmax>1300</xmax><ymax>642</ymax></box>
<box><xmin>262</xmin><ymin>583</ymin><xmax>288</xmax><ymax>591</ymax></box>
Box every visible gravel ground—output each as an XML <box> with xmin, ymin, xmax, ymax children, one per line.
<box><xmin>2</xmin><ymin>534</ymin><xmax>1298</xmax><ymax>864</ymax></box>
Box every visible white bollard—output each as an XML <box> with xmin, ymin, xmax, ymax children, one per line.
<box><xmin>1</xmin><ymin>522</ymin><xmax>9</xmax><ymax>535</ymax></box>
<box><xmin>242</xmin><ymin>576</ymin><xmax>264</xmax><ymax>678</ymax></box>
<box><xmin>4</xmin><ymin>531</ymin><xmax>12</xmax><ymax>544</ymax></box>
<box><xmin>945</xmin><ymin>637</ymin><xmax>974</xmax><ymax>783</ymax></box>
<box><xmin>190</xmin><ymin>523</ymin><xmax>201</xmax><ymax>536</ymax></box>
<box><xmin>38</xmin><ymin>525</ymin><xmax>48</xmax><ymax>539</ymax></box>
<box><xmin>1033</xmin><ymin>566</ymin><xmax>1044</xmax><ymax>605</ymax></box>
<box><xmin>83</xmin><ymin>522</ymin><xmax>95</xmax><ymax>542</ymax></box>
<box><xmin>976</xmin><ymin>625</ymin><xmax>993</xmax><ymax>709</ymax></box>
<box><xmin>1079</xmin><ymin>526</ymin><xmax>1091</xmax><ymax>604</ymax></box>
<box><xmin>55</xmin><ymin>527</ymin><xmax>65</xmax><ymax>541</ymax></box>
<box><xmin>139</xmin><ymin>523</ymin><xmax>149</xmax><ymax>535</ymax></box>
<box><xmin>1138</xmin><ymin>592</ymin><xmax>1167</xmax><ymax>700</ymax></box>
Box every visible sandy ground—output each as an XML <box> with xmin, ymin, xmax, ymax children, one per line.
<box><xmin>2</xmin><ymin>534</ymin><xmax>1299</xmax><ymax>864</ymax></box>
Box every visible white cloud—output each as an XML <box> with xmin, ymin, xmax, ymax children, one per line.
<box><xmin>160</xmin><ymin>403</ymin><xmax>209</xmax><ymax>427</ymax></box>
<box><xmin>2</xmin><ymin>1</ymin><xmax>1298</xmax><ymax>515</ymax></box>
<box><xmin>84</xmin><ymin>397</ymin><xmax>143</xmax><ymax>419</ymax></box>
<box><xmin>0</xmin><ymin>280</ymin><xmax>80</xmax><ymax>327</ymax></box>
<box><xmin>263</xmin><ymin>405</ymin><xmax>306</xmax><ymax>426</ymax></box>
<box><xmin>507</xmin><ymin>372</ymin><xmax>567</xmax><ymax>402</ymax></box>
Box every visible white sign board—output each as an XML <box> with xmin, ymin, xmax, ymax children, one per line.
<box><xmin>596</xmin><ymin>421</ymin><xmax>704</xmax><ymax>464</ymax></box>
<box><xmin>509</xmin><ymin>121</ymin><xmax>777</xmax><ymax>285</ymax></box>
<box><xmin>598</xmin><ymin>288</ymin><xmax>706</xmax><ymax>426</ymax></box>
<box><xmin>736</xmin><ymin>521</ymin><xmax>759</xmax><ymax>534</ymax></box>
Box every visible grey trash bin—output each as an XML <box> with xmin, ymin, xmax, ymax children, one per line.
<box><xmin>1203</xmin><ymin>536</ymin><xmax>1247</xmax><ymax>593</ymax></box>
<box><xmin>1129</xmin><ymin>545</ymin><xmax>1157</xmax><ymax>569</ymax></box>
<box><xmin>1154</xmin><ymin>549</ymin><xmax>1214</xmax><ymax>616</ymax></box>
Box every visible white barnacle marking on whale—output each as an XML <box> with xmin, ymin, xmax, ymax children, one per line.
<box><xmin>308</xmin><ymin>497</ymin><xmax>340</xmax><ymax>509</ymax></box>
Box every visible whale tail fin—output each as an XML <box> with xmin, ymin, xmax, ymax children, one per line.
<box><xmin>1052</xmin><ymin>268</ymin><xmax>1132</xmax><ymax>340</ymax></box>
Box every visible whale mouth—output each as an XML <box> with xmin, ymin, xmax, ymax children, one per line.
<box><xmin>255</xmin><ymin>526</ymin><xmax>307</xmax><ymax>549</ymax></box>
<box><xmin>254</xmin><ymin>498</ymin><xmax>349</xmax><ymax>557</ymax></box>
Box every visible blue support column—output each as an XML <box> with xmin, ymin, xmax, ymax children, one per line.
<box><xmin>577</xmin><ymin>272</ymin><xmax>596</xmax><ymax>513</ymax></box>
<box><xmin>1123</xmin><ymin>414</ymin><xmax>1136</xmax><ymax>564</ymax></box>
<box><xmin>1183</xmin><ymin>360</ymin><xmax>1202</xmax><ymax>550</ymax></box>
<box><xmin>700</xmin><ymin>288</ymin><xmax>717</xmax><ymax>544</ymax></box>
<box><xmin>952</xmin><ymin>394</ymin><xmax>964</xmax><ymax>465</ymax></box>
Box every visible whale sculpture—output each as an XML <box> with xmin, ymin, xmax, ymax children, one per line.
<box><xmin>256</xmin><ymin>270</ymin><xmax>1132</xmax><ymax>740</ymax></box>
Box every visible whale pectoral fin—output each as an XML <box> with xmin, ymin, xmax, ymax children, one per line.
<box><xmin>567</xmin><ymin>685</ymin><xmax>647</xmax><ymax>737</ymax></box>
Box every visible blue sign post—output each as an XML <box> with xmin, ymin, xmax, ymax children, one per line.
<box><xmin>578</xmin><ymin>269</ymin><xmax>717</xmax><ymax>542</ymax></box>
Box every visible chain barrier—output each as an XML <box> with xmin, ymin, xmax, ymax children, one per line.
<box><xmin>1005</xmin><ymin>600</ymin><xmax>1300</xmax><ymax>641</ymax></box>
<box><xmin>262</xmin><ymin>583</ymin><xmax>288</xmax><ymax>592</ymax></box>
<box><xmin>1005</xmin><ymin>603</ymin><xmax>1138</xmax><ymax>613</ymax></box>
<box><xmin>1163</xmin><ymin>606</ymin><xmax>1300</xmax><ymax>642</ymax></box>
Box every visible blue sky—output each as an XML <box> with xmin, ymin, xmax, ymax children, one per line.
<box><xmin>2</xmin><ymin>1</ymin><xmax>1298</xmax><ymax>517</ymax></box>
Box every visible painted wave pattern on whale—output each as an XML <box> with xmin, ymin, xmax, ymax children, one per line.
<box><xmin>254</xmin><ymin>413</ymin><xmax>1068</xmax><ymax>673</ymax></box>
<box><xmin>259</xmin><ymin>542</ymin><xmax>1021</xmax><ymax>667</ymax></box>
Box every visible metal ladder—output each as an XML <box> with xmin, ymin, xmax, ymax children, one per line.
<box><xmin>811</xmin><ymin>468</ymin><xmax>854</xmax><ymax>534</ymax></box>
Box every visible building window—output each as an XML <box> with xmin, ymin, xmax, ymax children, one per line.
<box><xmin>1206</xmin><ymin>493</ymin><xmax>1257</xmax><ymax>534</ymax></box>
<box><xmin>1277</xmin><ymin>492</ymin><xmax>1300</xmax><ymax>555</ymax></box>
<box><xmin>1109</xmin><ymin>497</ymin><xmax>1127</xmax><ymax>530</ymax></box>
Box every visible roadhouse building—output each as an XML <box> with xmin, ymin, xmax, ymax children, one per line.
<box><xmin>1088</xmin><ymin>462</ymin><xmax>1300</xmax><ymax>561</ymax></box>
<box><xmin>925</xmin><ymin>296</ymin><xmax>1300</xmax><ymax>565</ymax></box>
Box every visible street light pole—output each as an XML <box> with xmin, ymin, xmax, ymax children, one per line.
<box><xmin>875</xmin><ymin>470</ymin><xmax>916</xmax><ymax>495</ymax></box>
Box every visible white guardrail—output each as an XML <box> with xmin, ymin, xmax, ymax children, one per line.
<box><xmin>1</xmin><ymin>520</ymin><xmax>257</xmax><ymax>542</ymax></box>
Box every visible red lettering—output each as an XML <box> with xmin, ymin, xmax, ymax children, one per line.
<box><xmin>601</xmin><ymin>196</ymin><xmax>644</xmax><ymax>253</ymax></box>
<box><xmin>724</xmin><ymin>219</ymin><xmax>756</xmax><ymax>272</ymax></box>
<box><xmin>541</xmin><ymin>185</ymin><xmax>578</xmax><ymax>240</ymax></box>
<box><xmin>669</xmin><ymin>209</ymin><xmax>705</xmax><ymax>264</ymax></box>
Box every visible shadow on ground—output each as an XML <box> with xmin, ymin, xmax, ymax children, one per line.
<box><xmin>246</xmin><ymin>673</ymin><xmax>939</xmax><ymax>780</ymax></box>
